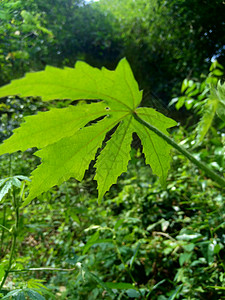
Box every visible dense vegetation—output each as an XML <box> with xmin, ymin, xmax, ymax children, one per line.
<box><xmin>0</xmin><ymin>0</ymin><xmax>225</xmax><ymax>299</ymax></box>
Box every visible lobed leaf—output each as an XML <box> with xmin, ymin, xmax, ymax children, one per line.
<box><xmin>0</xmin><ymin>58</ymin><xmax>177</xmax><ymax>203</ymax></box>
<box><xmin>25</xmin><ymin>289</ymin><xmax>45</xmax><ymax>300</ymax></box>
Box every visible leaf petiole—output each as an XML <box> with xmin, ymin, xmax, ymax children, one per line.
<box><xmin>133</xmin><ymin>112</ymin><xmax>225</xmax><ymax>188</ymax></box>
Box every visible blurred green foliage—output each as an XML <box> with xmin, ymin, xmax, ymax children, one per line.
<box><xmin>0</xmin><ymin>0</ymin><xmax>121</xmax><ymax>85</ymax></box>
<box><xmin>96</xmin><ymin>0</ymin><xmax>225</xmax><ymax>105</ymax></box>
<box><xmin>169</xmin><ymin>60</ymin><xmax>225</xmax><ymax>149</ymax></box>
<box><xmin>1</xmin><ymin>0</ymin><xmax>225</xmax><ymax>104</ymax></box>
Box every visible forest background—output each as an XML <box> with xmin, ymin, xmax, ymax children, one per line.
<box><xmin>0</xmin><ymin>0</ymin><xmax>225</xmax><ymax>299</ymax></box>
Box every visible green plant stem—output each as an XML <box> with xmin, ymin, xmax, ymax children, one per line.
<box><xmin>9</xmin><ymin>267</ymin><xmax>77</xmax><ymax>272</ymax></box>
<box><xmin>112</xmin><ymin>234</ymin><xmax>144</xmax><ymax>299</ymax></box>
<box><xmin>95</xmin><ymin>227</ymin><xmax>144</xmax><ymax>297</ymax></box>
<box><xmin>0</xmin><ymin>205</ymin><xmax>7</xmax><ymax>252</ymax></box>
<box><xmin>0</xmin><ymin>231</ymin><xmax>17</xmax><ymax>289</ymax></box>
<box><xmin>0</xmin><ymin>224</ymin><xmax>10</xmax><ymax>233</ymax></box>
<box><xmin>113</xmin><ymin>237</ymin><xmax>135</xmax><ymax>283</ymax></box>
<box><xmin>133</xmin><ymin>113</ymin><xmax>225</xmax><ymax>188</ymax></box>
<box><xmin>0</xmin><ymin>191</ymin><xmax>19</xmax><ymax>289</ymax></box>
<box><xmin>0</xmin><ymin>155</ymin><xmax>12</xmax><ymax>257</ymax></box>
<box><xmin>9</xmin><ymin>154</ymin><xmax>12</xmax><ymax>177</ymax></box>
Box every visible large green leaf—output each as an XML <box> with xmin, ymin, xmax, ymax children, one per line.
<box><xmin>0</xmin><ymin>58</ymin><xmax>176</xmax><ymax>203</ymax></box>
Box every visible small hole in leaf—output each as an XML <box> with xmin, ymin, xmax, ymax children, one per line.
<box><xmin>105</xmin><ymin>107</ymin><xmax>110</xmax><ymax>111</ymax></box>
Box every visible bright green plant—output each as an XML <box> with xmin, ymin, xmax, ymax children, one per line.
<box><xmin>169</xmin><ymin>60</ymin><xmax>225</xmax><ymax>146</ymax></box>
<box><xmin>0</xmin><ymin>59</ymin><xmax>176</xmax><ymax>204</ymax></box>
<box><xmin>0</xmin><ymin>174</ymin><xmax>53</xmax><ymax>299</ymax></box>
<box><xmin>170</xmin><ymin>61</ymin><xmax>224</xmax><ymax>112</ymax></box>
<box><xmin>0</xmin><ymin>59</ymin><xmax>224</xmax><ymax>207</ymax></box>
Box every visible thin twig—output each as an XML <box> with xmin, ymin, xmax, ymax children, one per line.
<box><xmin>152</xmin><ymin>231</ymin><xmax>176</xmax><ymax>242</ymax></box>
<box><xmin>9</xmin><ymin>267</ymin><xmax>77</xmax><ymax>272</ymax></box>
<box><xmin>0</xmin><ymin>224</ymin><xmax>10</xmax><ymax>233</ymax></box>
<box><xmin>133</xmin><ymin>112</ymin><xmax>225</xmax><ymax>188</ymax></box>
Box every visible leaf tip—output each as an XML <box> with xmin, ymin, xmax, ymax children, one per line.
<box><xmin>97</xmin><ymin>194</ymin><xmax>103</xmax><ymax>205</ymax></box>
<box><xmin>21</xmin><ymin>196</ymin><xmax>33</xmax><ymax>208</ymax></box>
